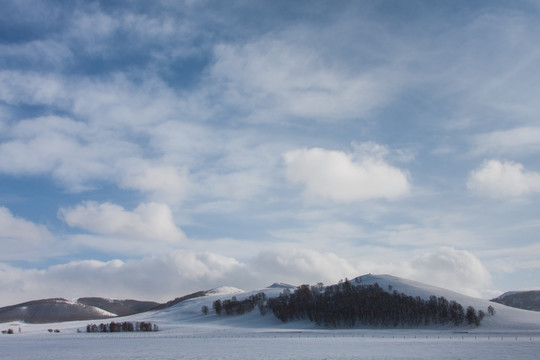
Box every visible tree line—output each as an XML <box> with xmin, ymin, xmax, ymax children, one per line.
<box><xmin>86</xmin><ymin>321</ymin><xmax>158</xmax><ymax>332</ymax></box>
<box><xmin>210</xmin><ymin>280</ymin><xmax>492</xmax><ymax>328</ymax></box>
<box><xmin>212</xmin><ymin>292</ymin><xmax>267</xmax><ymax>316</ymax></box>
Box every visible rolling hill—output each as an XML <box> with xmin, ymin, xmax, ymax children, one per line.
<box><xmin>491</xmin><ymin>290</ymin><xmax>540</xmax><ymax>312</ymax></box>
<box><xmin>2</xmin><ymin>274</ymin><xmax>540</xmax><ymax>331</ymax></box>
<box><xmin>0</xmin><ymin>297</ymin><xmax>159</xmax><ymax>324</ymax></box>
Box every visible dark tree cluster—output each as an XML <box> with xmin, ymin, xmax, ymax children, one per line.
<box><xmin>86</xmin><ymin>321</ymin><xmax>157</xmax><ymax>332</ymax></box>
<box><xmin>212</xmin><ymin>293</ymin><xmax>267</xmax><ymax>316</ymax></box>
<box><xmin>265</xmin><ymin>281</ymin><xmax>486</xmax><ymax>328</ymax></box>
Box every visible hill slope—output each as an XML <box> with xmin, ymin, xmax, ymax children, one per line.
<box><xmin>0</xmin><ymin>298</ymin><xmax>116</xmax><ymax>324</ymax></box>
<box><xmin>491</xmin><ymin>290</ymin><xmax>540</xmax><ymax>312</ymax></box>
<box><xmin>0</xmin><ymin>297</ymin><xmax>159</xmax><ymax>323</ymax></box>
<box><xmin>76</xmin><ymin>298</ymin><xmax>159</xmax><ymax>316</ymax></box>
<box><xmin>3</xmin><ymin>274</ymin><xmax>540</xmax><ymax>331</ymax></box>
<box><xmin>137</xmin><ymin>274</ymin><xmax>540</xmax><ymax>331</ymax></box>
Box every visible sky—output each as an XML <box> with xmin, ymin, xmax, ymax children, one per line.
<box><xmin>0</xmin><ymin>0</ymin><xmax>539</xmax><ymax>307</ymax></box>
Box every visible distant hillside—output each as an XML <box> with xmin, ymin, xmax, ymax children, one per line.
<box><xmin>77</xmin><ymin>298</ymin><xmax>160</xmax><ymax>316</ymax></box>
<box><xmin>5</xmin><ymin>275</ymin><xmax>540</xmax><ymax>330</ymax></box>
<box><xmin>491</xmin><ymin>290</ymin><xmax>540</xmax><ymax>311</ymax></box>
<box><xmin>0</xmin><ymin>297</ymin><xmax>160</xmax><ymax>324</ymax></box>
<box><xmin>151</xmin><ymin>291</ymin><xmax>207</xmax><ymax>310</ymax></box>
<box><xmin>0</xmin><ymin>290</ymin><xmax>217</xmax><ymax>323</ymax></box>
<box><xmin>0</xmin><ymin>298</ymin><xmax>116</xmax><ymax>324</ymax></box>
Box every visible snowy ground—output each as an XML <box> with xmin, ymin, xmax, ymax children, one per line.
<box><xmin>1</xmin><ymin>326</ymin><xmax>539</xmax><ymax>360</ymax></box>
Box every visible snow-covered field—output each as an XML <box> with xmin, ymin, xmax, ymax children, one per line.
<box><xmin>2</xmin><ymin>326</ymin><xmax>539</xmax><ymax>360</ymax></box>
<box><xmin>2</xmin><ymin>275</ymin><xmax>539</xmax><ymax>359</ymax></box>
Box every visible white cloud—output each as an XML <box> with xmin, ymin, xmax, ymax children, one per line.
<box><xmin>0</xmin><ymin>115</ymin><xmax>138</xmax><ymax>191</ymax></box>
<box><xmin>59</xmin><ymin>201</ymin><xmax>185</xmax><ymax>244</ymax></box>
<box><xmin>251</xmin><ymin>248</ymin><xmax>358</xmax><ymax>286</ymax></box>
<box><xmin>0</xmin><ymin>39</ymin><xmax>73</xmax><ymax>69</ymax></box>
<box><xmin>118</xmin><ymin>160</ymin><xmax>190</xmax><ymax>203</ymax></box>
<box><xmin>408</xmin><ymin>247</ymin><xmax>491</xmax><ymax>297</ymax></box>
<box><xmin>0</xmin><ymin>71</ymin><xmax>69</xmax><ymax>106</ymax></box>
<box><xmin>0</xmin><ymin>248</ymin><xmax>359</xmax><ymax>306</ymax></box>
<box><xmin>0</xmin><ymin>207</ymin><xmax>58</xmax><ymax>260</ymax></box>
<box><xmin>210</xmin><ymin>35</ymin><xmax>398</xmax><ymax>122</ymax></box>
<box><xmin>467</xmin><ymin>159</ymin><xmax>540</xmax><ymax>198</ymax></box>
<box><xmin>0</xmin><ymin>73</ymin><xmax>198</xmax><ymax>196</ymax></box>
<box><xmin>0</xmin><ymin>245</ymin><xmax>496</xmax><ymax>307</ymax></box>
<box><xmin>149</xmin><ymin>120</ymin><xmax>284</xmax><ymax>202</ymax></box>
<box><xmin>0</xmin><ymin>251</ymin><xmax>251</xmax><ymax>306</ymax></box>
<box><xmin>472</xmin><ymin>127</ymin><xmax>540</xmax><ymax>156</ymax></box>
<box><xmin>284</xmin><ymin>145</ymin><xmax>410</xmax><ymax>202</ymax></box>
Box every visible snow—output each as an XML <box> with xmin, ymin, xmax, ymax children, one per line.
<box><xmin>89</xmin><ymin>306</ymin><xmax>117</xmax><ymax>317</ymax></box>
<box><xmin>1</xmin><ymin>274</ymin><xmax>539</xmax><ymax>359</ymax></box>
<box><xmin>353</xmin><ymin>274</ymin><xmax>540</xmax><ymax>331</ymax></box>
<box><xmin>1</xmin><ymin>326</ymin><xmax>539</xmax><ymax>360</ymax></box>
<box><xmin>205</xmin><ymin>286</ymin><xmax>244</xmax><ymax>295</ymax></box>
<box><xmin>268</xmin><ymin>282</ymin><xmax>297</xmax><ymax>289</ymax></box>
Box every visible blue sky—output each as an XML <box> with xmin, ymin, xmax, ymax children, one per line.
<box><xmin>1</xmin><ymin>0</ymin><xmax>540</xmax><ymax>306</ymax></box>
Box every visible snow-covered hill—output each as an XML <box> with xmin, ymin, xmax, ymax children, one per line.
<box><xmin>350</xmin><ymin>274</ymin><xmax>540</xmax><ymax>331</ymax></box>
<box><xmin>2</xmin><ymin>274</ymin><xmax>540</xmax><ymax>332</ymax></box>
<box><xmin>136</xmin><ymin>274</ymin><xmax>540</xmax><ymax>332</ymax></box>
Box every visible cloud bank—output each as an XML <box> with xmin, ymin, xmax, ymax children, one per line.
<box><xmin>0</xmin><ymin>246</ymin><xmax>490</xmax><ymax>306</ymax></box>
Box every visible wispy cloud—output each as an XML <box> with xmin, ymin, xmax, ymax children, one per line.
<box><xmin>210</xmin><ymin>36</ymin><xmax>400</xmax><ymax>122</ymax></box>
<box><xmin>472</xmin><ymin>127</ymin><xmax>540</xmax><ymax>156</ymax></box>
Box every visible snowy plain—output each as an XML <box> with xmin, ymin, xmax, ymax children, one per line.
<box><xmin>2</xmin><ymin>275</ymin><xmax>539</xmax><ymax>359</ymax></box>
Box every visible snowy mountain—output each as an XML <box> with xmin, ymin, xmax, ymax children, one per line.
<box><xmin>491</xmin><ymin>290</ymin><xmax>540</xmax><ymax>311</ymax></box>
<box><xmin>206</xmin><ymin>286</ymin><xmax>245</xmax><ymax>295</ymax></box>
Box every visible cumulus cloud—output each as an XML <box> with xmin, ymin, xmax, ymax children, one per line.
<box><xmin>467</xmin><ymin>159</ymin><xmax>540</xmax><ymax>198</ymax></box>
<box><xmin>0</xmin><ymin>207</ymin><xmax>58</xmax><ymax>260</ymax></box>
<box><xmin>58</xmin><ymin>201</ymin><xmax>185</xmax><ymax>244</ymax></box>
<box><xmin>408</xmin><ymin>247</ymin><xmax>491</xmax><ymax>297</ymax></box>
<box><xmin>284</xmin><ymin>145</ymin><xmax>410</xmax><ymax>202</ymax></box>
<box><xmin>251</xmin><ymin>248</ymin><xmax>358</xmax><ymax>286</ymax></box>
<box><xmin>0</xmin><ymin>246</ymin><xmax>495</xmax><ymax>306</ymax></box>
<box><xmin>0</xmin><ymin>248</ymin><xmax>359</xmax><ymax>306</ymax></box>
<box><xmin>0</xmin><ymin>251</ymin><xmax>250</xmax><ymax>306</ymax></box>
